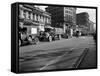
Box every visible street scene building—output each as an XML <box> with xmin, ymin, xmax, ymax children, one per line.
<box><xmin>76</xmin><ymin>12</ymin><xmax>96</xmax><ymax>35</ymax></box>
<box><xmin>46</xmin><ymin>6</ymin><xmax>76</xmax><ymax>36</ymax></box>
<box><xmin>19</xmin><ymin>4</ymin><xmax>54</xmax><ymax>45</ymax></box>
<box><xmin>19</xmin><ymin>4</ymin><xmax>51</xmax><ymax>32</ymax></box>
<box><xmin>18</xmin><ymin>4</ymin><xmax>97</xmax><ymax>72</ymax></box>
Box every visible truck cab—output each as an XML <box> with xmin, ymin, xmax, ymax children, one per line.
<box><xmin>19</xmin><ymin>22</ymin><xmax>39</xmax><ymax>46</ymax></box>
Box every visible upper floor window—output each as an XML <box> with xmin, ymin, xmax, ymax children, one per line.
<box><xmin>30</xmin><ymin>13</ymin><xmax>33</xmax><ymax>20</ymax></box>
<box><xmin>25</xmin><ymin>11</ymin><xmax>29</xmax><ymax>19</ymax></box>
<box><xmin>36</xmin><ymin>15</ymin><xmax>38</xmax><ymax>21</ymax></box>
<box><xmin>19</xmin><ymin>9</ymin><xmax>25</xmax><ymax>19</ymax></box>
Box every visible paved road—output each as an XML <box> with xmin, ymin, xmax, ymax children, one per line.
<box><xmin>78</xmin><ymin>40</ymin><xmax>97</xmax><ymax>69</ymax></box>
<box><xmin>19</xmin><ymin>36</ymin><xmax>96</xmax><ymax>72</ymax></box>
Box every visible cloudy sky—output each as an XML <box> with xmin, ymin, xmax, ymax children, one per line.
<box><xmin>36</xmin><ymin>6</ymin><xmax>96</xmax><ymax>23</ymax></box>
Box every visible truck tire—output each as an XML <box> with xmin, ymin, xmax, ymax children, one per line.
<box><xmin>28</xmin><ymin>36</ymin><xmax>32</xmax><ymax>42</ymax></box>
<box><xmin>34</xmin><ymin>37</ymin><xmax>39</xmax><ymax>44</ymax></box>
<box><xmin>48</xmin><ymin>36</ymin><xmax>52</xmax><ymax>42</ymax></box>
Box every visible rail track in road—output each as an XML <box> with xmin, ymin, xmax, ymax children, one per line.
<box><xmin>19</xmin><ymin>47</ymin><xmax>89</xmax><ymax>72</ymax></box>
<box><xmin>19</xmin><ymin>36</ymin><xmax>95</xmax><ymax>72</ymax></box>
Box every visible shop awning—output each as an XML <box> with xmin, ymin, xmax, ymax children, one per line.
<box><xmin>45</xmin><ymin>26</ymin><xmax>54</xmax><ymax>29</ymax></box>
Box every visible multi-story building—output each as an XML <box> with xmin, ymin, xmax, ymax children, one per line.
<box><xmin>88</xmin><ymin>21</ymin><xmax>96</xmax><ymax>34</ymax></box>
<box><xmin>46</xmin><ymin>6</ymin><xmax>76</xmax><ymax>33</ymax></box>
<box><xmin>76</xmin><ymin>12</ymin><xmax>95</xmax><ymax>34</ymax></box>
<box><xmin>76</xmin><ymin>12</ymin><xmax>89</xmax><ymax>27</ymax></box>
<box><xmin>19</xmin><ymin>4</ymin><xmax>51</xmax><ymax>32</ymax></box>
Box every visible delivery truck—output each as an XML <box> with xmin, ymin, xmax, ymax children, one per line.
<box><xmin>38</xmin><ymin>27</ymin><xmax>63</xmax><ymax>42</ymax></box>
<box><xmin>19</xmin><ymin>25</ymin><xmax>39</xmax><ymax>46</ymax></box>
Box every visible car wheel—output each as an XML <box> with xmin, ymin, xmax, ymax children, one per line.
<box><xmin>34</xmin><ymin>37</ymin><xmax>39</xmax><ymax>44</ymax></box>
<box><xmin>28</xmin><ymin>36</ymin><xmax>32</xmax><ymax>42</ymax></box>
<box><xmin>28</xmin><ymin>36</ymin><xmax>33</xmax><ymax>44</ymax></box>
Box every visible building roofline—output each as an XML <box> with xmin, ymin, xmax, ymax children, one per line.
<box><xmin>76</xmin><ymin>12</ymin><xmax>89</xmax><ymax>15</ymax></box>
<box><xmin>24</xmin><ymin>4</ymin><xmax>51</xmax><ymax>16</ymax></box>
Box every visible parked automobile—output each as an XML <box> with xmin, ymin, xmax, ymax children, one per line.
<box><xmin>74</xmin><ymin>30</ymin><xmax>81</xmax><ymax>37</ymax></box>
<box><xmin>19</xmin><ymin>26</ymin><xmax>39</xmax><ymax>46</ymax></box>
<box><xmin>54</xmin><ymin>28</ymin><xmax>63</xmax><ymax>40</ymax></box>
<box><xmin>38</xmin><ymin>31</ymin><xmax>53</xmax><ymax>42</ymax></box>
<box><xmin>38</xmin><ymin>27</ymin><xmax>62</xmax><ymax>42</ymax></box>
<box><xmin>61</xmin><ymin>33</ymin><xmax>69</xmax><ymax>39</ymax></box>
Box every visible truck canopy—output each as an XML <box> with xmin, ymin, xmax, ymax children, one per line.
<box><xmin>54</xmin><ymin>28</ymin><xmax>64</xmax><ymax>34</ymax></box>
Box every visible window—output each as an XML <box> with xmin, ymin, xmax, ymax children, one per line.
<box><xmin>65</xmin><ymin>10</ymin><xmax>69</xmax><ymax>13</ymax></box>
<box><xmin>25</xmin><ymin>11</ymin><xmax>29</xmax><ymax>19</ymax></box>
<box><xmin>30</xmin><ymin>13</ymin><xmax>33</xmax><ymax>20</ymax></box>
<box><xmin>38</xmin><ymin>15</ymin><xmax>40</xmax><ymax>21</ymax></box>
<box><xmin>19</xmin><ymin>9</ymin><xmax>25</xmax><ymax>18</ymax></box>
<box><xmin>41</xmin><ymin>16</ymin><xmax>43</xmax><ymax>22</ymax></box>
<box><xmin>34</xmin><ymin>14</ymin><xmax>37</xmax><ymax>21</ymax></box>
<box><xmin>36</xmin><ymin>15</ymin><xmax>38</xmax><ymax>21</ymax></box>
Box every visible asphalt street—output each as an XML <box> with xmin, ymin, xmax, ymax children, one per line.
<box><xmin>78</xmin><ymin>40</ymin><xmax>97</xmax><ymax>69</ymax></box>
<box><xmin>19</xmin><ymin>36</ymin><xmax>96</xmax><ymax>72</ymax></box>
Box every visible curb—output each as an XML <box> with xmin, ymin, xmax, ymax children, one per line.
<box><xmin>72</xmin><ymin>48</ymin><xmax>89</xmax><ymax>68</ymax></box>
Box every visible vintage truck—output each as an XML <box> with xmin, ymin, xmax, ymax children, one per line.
<box><xmin>19</xmin><ymin>25</ymin><xmax>39</xmax><ymax>46</ymax></box>
<box><xmin>53</xmin><ymin>27</ymin><xmax>63</xmax><ymax>40</ymax></box>
<box><xmin>38</xmin><ymin>27</ymin><xmax>63</xmax><ymax>42</ymax></box>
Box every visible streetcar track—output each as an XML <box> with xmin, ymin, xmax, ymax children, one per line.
<box><xmin>39</xmin><ymin>48</ymin><xmax>75</xmax><ymax>70</ymax></box>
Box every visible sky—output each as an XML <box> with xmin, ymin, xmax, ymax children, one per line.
<box><xmin>35</xmin><ymin>6</ymin><xmax>96</xmax><ymax>23</ymax></box>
